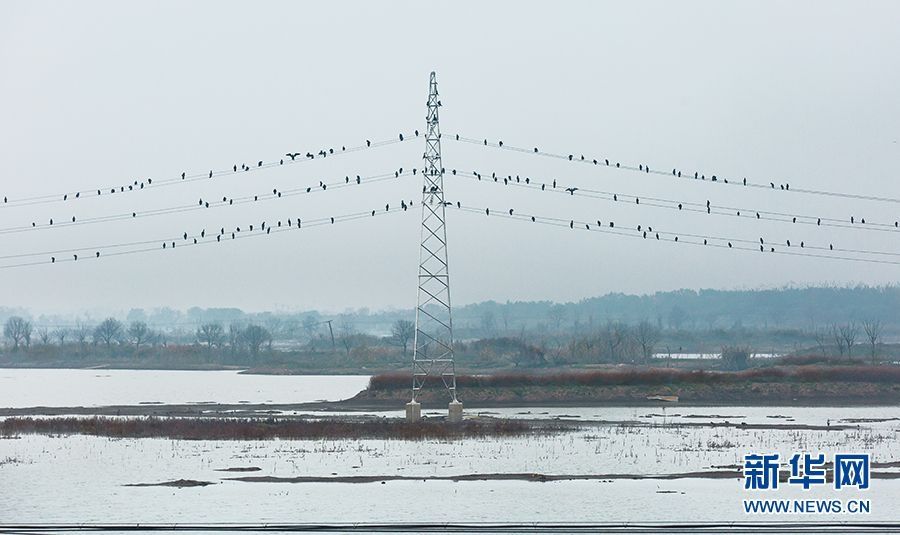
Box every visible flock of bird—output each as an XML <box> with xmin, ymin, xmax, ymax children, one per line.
<box><xmin>3</xmin><ymin>127</ymin><xmax>900</xmax><ymax>270</ymax></box>
<box><xmin>450</xmin><ymin>134</ymin><xmax>900</xmax><ymax>205</ymax></box>
<box><xmin>449</xmin><ymin>169</ymin><xmax>900</xmax><ymax>236</ymax></box>
<box><xmin>0</xmin><ymin>133</ymin><xmax>418</xmax><ymax>210</ymax></box>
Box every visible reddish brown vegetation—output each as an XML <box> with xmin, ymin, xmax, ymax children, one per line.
<box><xmin>0</xmin><ymin>416</ymin><xmax>549</xmax><ymax>441</ymax></box>
<box><xmin>368</xmin><ymin>365</ymin><xmax>900</xmax><ymax>391</ymax></box>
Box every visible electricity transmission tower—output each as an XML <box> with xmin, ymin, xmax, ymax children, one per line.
<box><xmin>406</xmin><ymin>72</ymin><xmax>462</xmax><ymax>423</ymax></box>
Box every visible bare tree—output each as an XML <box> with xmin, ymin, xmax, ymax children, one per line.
<box><xmin>127</xmin><ymin>321</ymin><xmax>150</xmax><ymax>350</ymax></box>
<box><xmin>242</xmin><ymin>324</ymin><xmax>270</xmax><ymax>358</ymax></box>
<box><xmin>839</xmin><ymin>322</ymin><xmax>859</xmax><ymax>362</ymax></box>
<box><xmin>337</xmin><ymin>316</ymin><xmax>356</xmax><ymax>356</ymax></box>
<box><xmin>196</xmin><ymin>323</ymin><xmax>225</xmax><ymax>350</ymax></box>
<box><xmin>633</xmin><ymin>320</ymin><xmax>661</xmax><ymax>362</ymax></box>
<box><xmin>831</xmin><ymin>324</ymin><xmax>846</xmax><ymax>358</ymax></box>
<box><xmin>73</xmin><ymin>322</ymin><xmax>90</xmax><ymax>350</ymax></box>
<box><xmin>547</xmin><ymin>305</ymin><xmax>567</xmax><ymax>331</ymax></box>
<box><xmin>863</xmin><ymin>319</ymin><xmax>882</xmax><ymax>365</ymax></box>
<box><xmin>391</xmin><ymin>319</ymin><xmax>415</xmax><ymax>356</ymax></box>
<box><xmin>479</xmin><ymin>311</ymin><xmax>497</xmax><ymax>337</ymax></box>
<box><xmin>93</xmin><ymin>318</ymin><xmax>123</xmax><ymax>348</ymax></box>
<box><xmin>53</xmin><ymin>328</ymin><xmax>69</xmax><ymax>346</ymax></box>
<box><xmin>3</xmin><ymin>316</ymin><xmax>32</xmax><ymax>352</ymax></box>
<box><xmin>37</xmin><ymin>327</ymin><xmax>51</xmax><ymax>345</ymax></box>
<box><xmin>813</xmin><ymin>328</ymin><xmax>829</xmax><ymax>357</ymax></box>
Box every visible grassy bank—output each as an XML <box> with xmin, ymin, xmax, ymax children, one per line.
<box><xmin>353</xmin><ymin>366</ymin><xmax>900</xmax><ymax>406</ymax></box>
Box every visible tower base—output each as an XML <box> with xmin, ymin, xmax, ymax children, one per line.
<box><xmin>448</xmin><ymin>400</ymin><xmax>463</xmax><ymax>423</ymax></box>
<box><xmin>406</xmin><ymin>401</ymin><xmax>421</xmax><ymax>422</ymax></box>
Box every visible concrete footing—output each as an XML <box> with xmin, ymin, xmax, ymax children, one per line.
<box><xmin>448</xmin><ymin>400</ymin><xmax>464</xmax><ymax>423</ymax></box>
<box><xmin>405</xmin><ymin>401</ymin><xmax>421</xmax><ymax>422</ymax></box>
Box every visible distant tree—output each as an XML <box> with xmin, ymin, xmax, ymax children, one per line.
<box><xmin>633</xmin><ymin>320</ymin><xmax>661</xmax><ymax>362</ymax></box>
<box><xmin>302</xmin><ymin>315</ymin><xmax>319</xmax><ymax>341</ymax></box>
<box><xmin>813</xmin><ymin>328</ymin><xmax>829</xmax><ymax>357</ymax></box>
<box><xmin>53</xmin><ymin>327</ymin><xmax>69</xmax><ymax>346</ymax></box>
<box><xmin>547</xmin><ymin>305</ymin><xmax>567</xmax><ymax>331</ymax></box>
<box><xmin>839</xmin><ymin>322</ymin><xmax>859</xmax><ymax>362</ymax></box>
<box><xmin>479</xmin><ymin>311</ymin><xmax>497</xmax><ymax>337</ymax></box>
<box><xmin>3</xmin><ymin>316</ymin><xmax>32</xmax><ymax>352</ymax></box>
<box><xmin>863</xmin><ymin>319</ymin><xmax>882</xmax><ymax>365</ymax></box>
<box><xmin>73</xmin><ymin>322</ymin><xmax>90</xmax><ymax>349</ymax></box>
<box><xmin>37</xmin><ymin>327</ymin><xmax>51</xmax><ymax>345</ymax></box>
<box><xmin>831</xmin><ymin>324</ymin><xmax>846</xmax><ymax>358</ymax></box>
<box><xmin>391</xmin><ymin>319</ymin><xmax>415</xmax><ymax>356</ymax></box>
<box><xmin>667</xmin><ymin>305</ymin><xmax>688</xmax><ymax>330</ymax></box>
<box><xmin>196</xmin><ymin>323</ymin><xmax>225</xmax><ymax>350</ymax></box>
<box><xmin>337</xmin><ymin>316</ymin><xmax>356</xmax><ymax>356</ymax></box>
<box><xmin>93</xmin><ymin>318</ymin><xmax>123</xmax><ymax>348</ymax></box>
<box><xmin>127</xmin><ymin>321</ymin><xmax>150</xmax><ymax>350</ymax></box>
<box><xmin>242</xmin><ymin>324</ymin><xmax>270</xmax><ymax>358</ymax></box>
<box><xmin>228</xmin><ymin>323</ymin><xmax>243</xmax><ymax>355</ymax></box>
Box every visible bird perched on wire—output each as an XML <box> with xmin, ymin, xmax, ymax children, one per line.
<box><xmin>565</xmin><ymin>187</ymin><xmax>578</xmax><ymax>195</ymax></box>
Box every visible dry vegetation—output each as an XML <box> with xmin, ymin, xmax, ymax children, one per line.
<box><xmin>0</xmin><ymin>416</ymin><xmax>566</xmax><ymax>441</ymax></box>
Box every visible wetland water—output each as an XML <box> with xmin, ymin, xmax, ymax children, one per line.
<box><xmin>1</xmin><ymin>369</ymin><xmax>897</xmax><ymax>523</ymax></box>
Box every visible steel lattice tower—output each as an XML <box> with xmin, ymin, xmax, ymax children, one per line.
<box><xmin>407</xmin><ymin>72</ymin><xmax>461</xmax><ymax>422</ymax></box>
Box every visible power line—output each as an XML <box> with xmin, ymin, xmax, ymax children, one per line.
<box><xmin>0</xmin><ymin>202</ymin><xmax>416</xmax><ymax>270</ymax></box>
<box><xmin>0</xmin><ymin>168</ymin><xmax>416</xmax><ymax>237</ymax></box>
<box><xmin>452</xmin><ymin>204</ymin><xmax>900</xmax><ymax>266</ymax></box>
<box><xmin>449</xmin><ymin>170</ymin><xmax>900</xmax><ymax>236</ymax></box>
<box><xmin>0</xmin><ymin>132</ymin><xmax>419</xmax><ymax>210</ymax></box>
<box><xmin>448</xmin><ymin>134</ymin><xmax>900</xmax><ymax>205</ymax></box>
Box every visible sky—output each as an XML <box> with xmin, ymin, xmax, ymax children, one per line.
<box><xmin>1</xmin><ymin>0</ymin><xmax>899</xmax><ymax>316</ymax></box>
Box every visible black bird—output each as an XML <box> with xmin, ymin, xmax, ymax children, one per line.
<box><xmin>609</xmin><ymin>222</ymin><xmax>614</xmax><ymax>228</ymax></box>
<box><xmin>565</xmin><ymin>187</ymin><xmax>578</xmax><ymax>195</ymax></box>
<box><xmin>534</xmin><ymin>148</ymin><xmax>538</xmax><ymax>153</ymax></box>
<box><xmin>234</xmin><ymin>165</ymin><xmax>238</xmax><ymax>172</ymax></box>
<box><xmin>258</xmin><ymin>161</ymin><xmax>263</xmax><ymax>167</ymax></box>
<box><xmin>330</xmin><ymin>217</ymin><xmax>335</xmax><ymax>224</ymax></box>
<box><xmin>209</xmin><ymin>170</ymin><xmax>213</xmax><ymax>178</ymax></box>
<box><xmin>72</xmin><ymin>216</ymin><xmax>76</xmax><ymax>222</ymax></box>
<box><xmin>743</xmin><ymin>178</ymin><xmax>747</xmax><ymax>186</ymax></box>
<box><xmin>399</xmin><ymin>133</ymin><xmax>404</xmax><ymax>141</ymax></box>
<box><xmin>613</xmin><ymin>194</ymin><xmax>618</xmax><ymax>201</ymax></box>
<box><xmin>181</xmin><ymin>172</ymin><xmax>185</xmax><ymax>179</ymax></box>
<box><xmin>851</xmin><ymin>216</ymin><xmax>855</xmax><ymax>224</ymax></box>
<box><xmin>96</xmin><ymin>252</ymin><xmax>100</xmax><ymax>258</ymax></box>
<box><xmin>73</xmin><ymin>254</ymin><xmax>77</xmax><ymax>261</ymax></box>
<box><xmin>457</xmin><ymin>201</ymin><xmax>461</xmax><ymax>209</ymax></box>
<box><xmin>605</xmin><ymin>159</ymin><xmax>609</xmax><ymax>166</ymax></box>
<box><xmin>792</xmin><ymin>217</ymin><xmax>797</xmax><ymax>223</ymax></box>
<box><xmin>485</xmin><ymin>208</ymin><xmax>490</xmax><ymax>216</ymax></box>
<box><xmin>51</xmin><ymin>257</ymin><xmax>55</xmax><ymax>263</ymax></box>
<box><xmin>552</xmin><ymin>179</ymin><xmax>557</xmax><ymax>188</ymax></box>
<box><xmin>366</xmin><ymin>140</ymin><xmax>371</xmax><ymax>147</ymax></box>
<box><xmin>541</xmin><ymin>184</ymin><xmax>546</xmax><ymax>191</ymax></box>
<box><xmin>678</xmin><ymin>203</ymin><xmax>683</xmax><ymax>210</ymax></box>
<box><xmin>415</xmin><ymin>130</ymin><xmax>419</xmax><ymax>136</ymax></box>
<box><xmin>569</xmin><ymin>155</ymin><xmax>574</xmax><ymax>161</ymax></box>
<box><xmin>132</xmin><ymin>212</ymin><xmax>136</xmax><ymax>218</ymax></box>
<box><xmin>531</xmin><ymin>216</ymin><xmax>536</xmax><ymax>222</ymax></box>
<box><xmin>817</xmin><ymin>218</ymin><xmax>821</xmax><ymax>226</ymax></box>
<box><xmin>728</xmin><ymin>242</ymin><xmax>732</xmax><ymax>248</ymax></box>
<box><xmin>570</xmin><ymin>220</ymin><xmax>574</xmax><ymax>229</ymax></box>
<box><xmin>770</xmin><ymin>182</ymin><xmax>775</xmax><ymax>188</ymax></box>
<box><xmin>286</xmin><ymin>153</ymin><xmax>300</xmax><ymax>160</ymax></box>
<box><xmin>830</xmin><ymin>244</ymin><xmax>834</xmax><ymax>250</ymax></box>
<box><xmin>508</xmin><ymin>208</ymin><xmax>514</xmax><ymax>215</ymax></box>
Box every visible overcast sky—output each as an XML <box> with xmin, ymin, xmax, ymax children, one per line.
<box><xmin>1</xmin><ymin>0</ymin><xmax>899</xmax><ymax>316</ymax></box>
